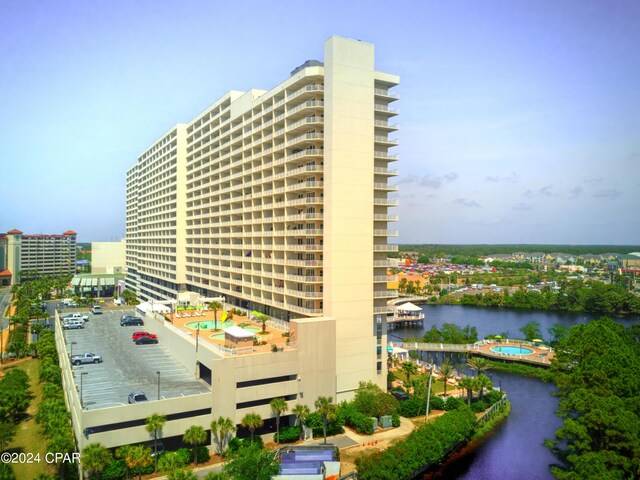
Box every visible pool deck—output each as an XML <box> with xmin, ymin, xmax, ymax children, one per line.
<box><xmin>395</xmin><ymin>340</ymin><xmax>555</xmax><ymax>366</ymax></box>
<box><xmin>166</xmin><ymin>310</ymin><xmax>289</xmax><ymax>349</ymax></box>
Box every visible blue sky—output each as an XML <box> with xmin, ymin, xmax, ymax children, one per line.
<box><xmin>1</xmin><ymin>0</ymin><xmax>639</xmax><ymax>244</ymax></box>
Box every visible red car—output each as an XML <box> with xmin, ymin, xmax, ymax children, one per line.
<box><xmin>132</xmin><ymin>331</ymin><xmax>157</xmax><ymax>342</ymax></box>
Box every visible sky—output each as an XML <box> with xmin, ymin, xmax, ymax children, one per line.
<box><xmin>1</xmin><ymin>0</ymin><xmax>639</xmax><ymax>244</ymax></box>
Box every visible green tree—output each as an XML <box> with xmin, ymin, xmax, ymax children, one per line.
<box><xmin>401</xmin><ymin>361</ymin><xmax>418</xmax><ymax>385</ymax></box>
<box><xmin>208</xmin><ymin>301</ymin><xmax>222</xmax><ymax>330</ymax></box>
<box><xmin>145</xmin><ymin>413</ymin><xmax>167</xmax><ymax>471</ymax></box>
<box><xmin>169</xmin><ymin>470</ymin><xmax>199</xmax><ymax>480</ymax></box>
<box><xmin>81</xmin><ymin>443</ymin><xmax>112</xmax><ymax>480</ymax></box>
<box><xmin>314</xmin><ymin>396</ymin><xmax>337</xmax><ymax>445</ymax></box>
<box><xmin>269</xmin><ymin>397</ymin><xmax>288</xmax><ymax>445</ymax></box>
<box><xmin>475</xmin><ymin>374</ymin><xmax>493</xmax><ymax>401</ymax></box>
<box><xmin>458</xmin><ymin>377</ymin><xmax>477</xmax><ymax>406</ymax></box>
<box><xmin>466</xmin><ymin>356</ymin><xmax>490</xmax><ymax>376</ymax></box>
<box><xmin>123</xmin><ymin>445</ymin><xmax>152</xmax><ymax>480</ymax></box>
<box><xmin>438</xmin><ymin>360</ymin><xmax>455</xmax><ymax>396</ymax></box>
<box><xmin>291</xmin><ymin>404</ymin><xmax>311</xmax><ymax>440</ymax></box>
<box><xmin>241</xmin><ymin>413</ymin><xmax>263</xmax><ymax>444</ymax></box>
<box><xmin>223</xmin><ymin>443</ymin><xmax>279</xmax><ymax>480</ymax></box>
<box><xmin>211</xmin><ymin>416</ymin><xmax>236</xmax><ymax>456</ymax></box>
<box><xmin>547</xmin><ymin>323</ymin><xmax>570</xmax><ymax>346</ymax></box>
<box><xmin>520</xmin><ymin>321</ymin><xmax>542</xmax><ymax>341</ymax></box>
<box><xmin>548</xmin><ymin>317</ymin><xmax>640</xmax><ymax>479</ymax></box>
<box><xmin>183</xmin><ymin>425</ymin><xmax>207</xmax><ymax>465</ymax></box>
<box><xmin>0</xmin><ymin>422</ymin><xmax>16</xmax><ymax>451</ymax></box>
<box><xmin>158</xmin><ymin>451</ymin><xmax>183</xmax><ymax>478</ymax></box>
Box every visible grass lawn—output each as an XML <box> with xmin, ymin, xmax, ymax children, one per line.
<box><xmin>392</xmin><ymin>370</ymin><xmax>454</xmax><ymax>395</ymax></box>
<box><xmin>4</xmin><ymin>358</ymin><xmax>55</xmax><ymax>479</ymax></box>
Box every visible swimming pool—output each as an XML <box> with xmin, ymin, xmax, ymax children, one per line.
<box><xmin>490</xmin><ymin>345</ymin><xmax>535</xmax><ymax>355</ymax></box>
<box><xmin>185</xmin><ymin>320</ymin><xmax>235</xmax><ymax>330</ymax></box>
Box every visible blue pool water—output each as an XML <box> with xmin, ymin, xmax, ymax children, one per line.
<box><xmin>185</xmin><ymin>320</ymin><xmax>234</xmax><ymax>330</ymax></box>
<box><xmin>490</xmin><ymin>345</ymin><xmax>534</xmax><ymax>355</ymax></box>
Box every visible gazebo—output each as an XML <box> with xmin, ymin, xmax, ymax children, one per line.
<box><xmin>396</xmin><ymin>302</ymin><xmax>423</xmax><ymax>318</ymax></box>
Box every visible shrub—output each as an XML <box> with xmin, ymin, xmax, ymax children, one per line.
<box><xmin>484</xmin><ymin>390</ymin><xmax>503</xmax><ymax>406</ymax></box>
<box><xmin>196</xmin><ymin>445</ymin><xmax>210</xmax><ymax>464</ymax></box>
<box><xmin>174</xmin><ymin>448</ymin><xmax>192</xmax><ymax>467</ymax></box>
<box><xmin>228</xmin><ymin>436</ymin><xmax>264</xmax><ymax>453</ymax></box>
<box><xmin>274</xmin><ymin>426</ymin><xmax>301</xmax><ymax>444</ymax></box>
<box><xmin>100</xmin><ymin>459</ymin><xmax>127</xmax><ymax>480</ymax></box>
<box><xmin>444</xmin><ymin>396</ymin><xmax>464</xmax><ymax>411</ymax></box>
<box><xmin>305</xmin><ymin>411</ymin><xmax>344</xmax><ymax>438</ymax></box>
<box><xmin>397</xmin><ymin>398</ymin><xmax>425</xmax><ymax>418</ymax></box>
<box><xmin>429</xmin><ymin>396</ymin><xmax>445</xmax><ymax>411</ymax></box>
<box><xmin>391</xmin><ymin>413</ymin><xmax>400</xmax><ymax>428</ymax></box>
<box><xmin>471</xmin><ymin>401</ymin><xmax>489</xmax><ymax>413</ymax></box>
<box><xmin>344</xmin><ymin>411</ymin><xmax>374</xmax><ymax>435</ymax></box>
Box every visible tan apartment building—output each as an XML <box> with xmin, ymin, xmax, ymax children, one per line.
<box><xmin>125</xmin><ymin>36</ymin><xmax>399</xmax><ymax>399</ymax></box>
<box><xmin>0</xmin><ymin>228</ymin><xmax>77</xmax><ymax>284</ymax></box>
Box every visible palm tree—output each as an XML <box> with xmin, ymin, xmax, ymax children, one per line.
<box><xmin>183</xmin><ymin>425</ymin><xmax>207</xmax><ymax>466</ymax></box>
<box><xmin>81</xmin><ymin>443</ymin><xmax>112</xmax><ymax>480</ymax></box>
<box><xmin>158</xmin><ymin>451</ymin><xmax>183</xmax><ymax>478</ymax></box>
<box><xmin>314</xmin><ymin>396</ymin><xmax>337</xmax><ymax>445</ymax></box>
<box><xmin>124</xmin><ymin>444</ymin><xmax>152</xmax><ymax>480</ymax></box>
<box><xmin>291</xmin><ymin>404</ymin><xmax>311</xmax><ymax>440</ymax></box>
<box><xmin>115</xmin><ymin>445</ymin><xmax>133</xmax><ymax>479</ymax></box>
<box><xmin>241</xmin><ymin>413</ymin><xmax>263</xmax><ymax>443</ymax></box>
<box><xmin>401</xmin><ymin>361</ymin><xmax>419</xmax><ymax>385</ymax></box>
<box><xmin>145</xmin><ymin>413</ymin><xmax>167</xmax><ymax>471</ymax></box>
<box><xmin>476</xmin><ymin>374</ymin><xmax>493</xmax><ymax>402</ymax></box>
<box><xmin>211</xmin><ymin>416</ymin><xmax>236</xmax><ymax>456</ymax></box>
<box><xmin>208</xmin><ymin>301</ymin><xmax>222</xmax><ymax>330</ymax></box>
<box><xmin>458</xmin><ymin>377</ymin><xmax>477</xmax><ymax>406</ymax></box>
<box><xmin>467</xmin><ymin>356</ymin><xmax>490</xmax><ymax>376</ymax></box>
<box><xmin>438</xmin><ymin>360</ymin><xmax>455</xmax><ymax>396</ymax></box>
<box><xmin>270</xmin><ymin>397</ymin><xmax>288</xmax><ymax>445</ymax></box>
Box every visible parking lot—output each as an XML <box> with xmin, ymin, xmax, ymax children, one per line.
<box><xmin>62</xmin><ymin>309</ymin><xmax>210</xmax><ymax>410</ymax></box>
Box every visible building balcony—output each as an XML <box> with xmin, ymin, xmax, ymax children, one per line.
<box><xmin>374</xmin><ymin>229</ymin><xmax>399</xmax><ymax>237</ymax></box>
<box><xmin>374</xmin><ymin>198</ymin><xmax>399</xmax><ymax>207</ymax></box>
<box><xmin>374</xmin><ymin>244</ymin><xmax>399</xmax><ymax>252</ymax></box>
<box><xmin>373</xmin><ymin>214</ymin><xmax>399</xmax><ymax>222</ymax></box>
<box><xmin>374</xmin><ymin>120</ymin><xmax>399</xmax><ymax>131</ymax></box>
<box><xmin>374</xmin><ymin>183</ymin><xmax>399</xmax><ymax>191</ymax></box>
<box><xmin>374</xmin><ymin>167</ymin><xmax>399</xmax><ymax>176</ymax></box>
<box><xmin>374</xmin><ymin>88</ymin><xmax>399</xmax><ymax>100</ymax></box>
<box><xmin>374</xmin><ymin>135</ymin><xmax>399</xmax><ymax>146</ymax></box>
<box><xmin>374</xmin><ymin>104</ymin><xmax>399</xmax><ymax>116</ymax></box>
<box><xmin>374</xmin><ymin>290</ymin><xmax>398</xmax><ymax>299</ymax></box>
<box><xmin>374</xmin><ymin>151</ymin><xmax>399</xmax><ymax>161</ymax></box>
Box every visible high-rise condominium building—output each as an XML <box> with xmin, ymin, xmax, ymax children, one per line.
<box><xmin>0</xmin><ymin>229</ymin><xmax>77</xmax><ymax>285</ymax></box>
<box><xmin>126</xmin><ymin>36</ymin><xmax>399</xmax><ymax>398</ymax></box>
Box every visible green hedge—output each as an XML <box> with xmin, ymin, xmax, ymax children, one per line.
<box><xmin>356</xmin><ymin>407</ymin><xmax>477</xmax><ymax>480</ymax></box>
<box><xmin>274</xmin><ymin>426</ymin><xmax>300</xmax><ymax>444</ymax></box>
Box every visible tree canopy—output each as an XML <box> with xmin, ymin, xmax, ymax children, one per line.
<box><xmin>547</xmin><ymin>317</ymin><xmax>640</xmax><ymax>479</ymax></box>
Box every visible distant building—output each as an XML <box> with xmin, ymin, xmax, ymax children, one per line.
<box><xmin>91</xmin><ymin>240</ymin><xmax>126</xmax><ymax>274</ymax></box>
<box><xmin>0</xmin><ymin>229</ymin><xmax>77</xmax><ymax>285</ymax></box>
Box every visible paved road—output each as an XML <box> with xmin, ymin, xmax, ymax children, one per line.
<box><xmin>0</xmin><ymin>287</ymin><xmax>11</xmax><ymax>329</ymax></box>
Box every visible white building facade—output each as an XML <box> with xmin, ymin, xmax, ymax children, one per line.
<box><xmin>125</xmin><ymin>36</ymin><xmax>399</xmax><ymax>399</ymax></box>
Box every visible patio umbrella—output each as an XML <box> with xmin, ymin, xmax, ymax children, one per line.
<box><xmin>532</xmin><ymin>338</ymin><xmax>543</xmax><ymax>343</ymax></box>
<box><xmin>494</xmin><ymin>335</ymin><xmax>502</xmax><ymax>339</ymax></box>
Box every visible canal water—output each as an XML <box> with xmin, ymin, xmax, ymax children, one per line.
<box><xmin>389</xmin><ymin>305</ymin><xmax>640</xmax><ymax>480</ymax></box>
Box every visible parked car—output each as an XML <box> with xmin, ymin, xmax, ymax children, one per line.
<box><xmin>135</xmin><ymin>336</ymin><xmax>158</xmax><ymax>345</ymax></box>
<box><xmin>132</xmin><ymin>331</ymin><xmax>157</xmax><ymax>342</ymax></box>
<box><xmin>63</xmin><ymin>320</ymin><xmax>85</xmax><ymax>330</ymax></box>
<box><xmin>71</xmin><ymin>353</ymin><xmax>102</xmax><ymax>365</ymax></box>
<box><xmin>62</xmin><ymin>313</ymin><xmax>89</xmax><ymax>322</ymax></box>
<box><xmin>121</xmin><ymin>316</ymin><xmax>144</xmax><ymax>326</ymax></box>
<box><xmin>128</xmin><ymin>392</ymin><xmax>148</xmax><ymax>404</ymax></box>
<box><xmin>91</xmin><ymin>305</ymin><xmax>102</xmax><ymax>314</ymax></box>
